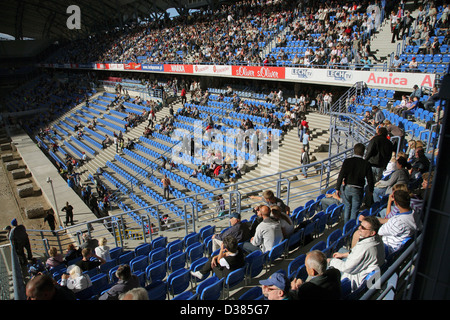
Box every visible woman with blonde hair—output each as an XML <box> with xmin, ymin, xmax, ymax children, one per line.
<box><xmin>60</xmin><ymin>265</ymin><xmax>92</xmax><ymax>293</ymax></box>
<box><xmin>95</xmin><ymin>237</ymin><xmax>111</xmax><ymax>261</ymax></box>
<box><xmin>45</xmin><ymin>247</ymin><xmax>64</xmax><ymax>270</ymax></box>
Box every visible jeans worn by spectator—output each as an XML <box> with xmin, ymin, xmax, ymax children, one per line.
<box><xmin>342</xmin><ymin>185</ymin><xmax>364</xmax><ymax>223</ymax></box>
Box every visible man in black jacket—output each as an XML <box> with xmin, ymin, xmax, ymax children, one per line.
<box><xmin>365</xmin><ymin>126</ymin><xmax>394</xmax><ymax>183</ymax></box>
<box><xmin>290</xmin><ymin>250</ymin><xmax>341</xmax><ymax>300</ymax></box>
<box><xmin>98</xmin><ymin>264</ymin><xmax>140</xmax><ymax>300</ymax></box>
<box><xmin>211</xmin><ymin>213</ymin><xmax>250</xmax><ymax>252</ymax></box>
<box><xmin>336</xmin><ymin>143</ymin><xmax>374</xmax><ymax>223</ymax></box>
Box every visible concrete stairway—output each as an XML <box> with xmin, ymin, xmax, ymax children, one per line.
<box><xmin>370</xmin><ymin>3</ymin><xmax>421</xmax><ymax>64</ymax></box>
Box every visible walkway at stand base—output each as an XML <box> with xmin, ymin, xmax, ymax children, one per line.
<box><xmin>7</xmin><ymin>125</ymin><xmax>113</xmax><ymax>250</ymax></box>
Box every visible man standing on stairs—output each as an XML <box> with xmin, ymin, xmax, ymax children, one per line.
<box><xmin>162</xmin><ymin>174</ymin><xmax>171</xmax><ymax>200</ymax></box>
<box><xmin>302</xmin><ymin>129</ymin><xmax>310</xmax><ymax>153</ymax></box>
<box><xmin>400</xmin><ymin>10</ymin><xmax>415</xmax><ymax>39</ymax></box>
<box><xmin>180</xmin><ymin>86</ymin><xmax>187</xmax><ymax>105</ymax></box>
<box><xmin>300</xmin><ymin>147</ymin><xmax>310</xmax><ymax>178</ymax></box>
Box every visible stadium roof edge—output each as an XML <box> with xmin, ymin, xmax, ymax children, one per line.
<box><xmin>0</xmin><ymin>0</ymin><xmax>228</xmax><ymax>41</ymax></box>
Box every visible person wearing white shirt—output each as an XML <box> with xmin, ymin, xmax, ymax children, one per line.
<box><xmin>378</xmin><ymin>190</ymin><xmax>421</xmax><ymax>254</ymax></box>
<box><xmin>328</xmin><ymin>216</ymin><xmax>385</xmax><ymax>291</ymax></box>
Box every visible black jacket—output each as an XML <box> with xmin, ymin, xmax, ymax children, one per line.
<box><xmin>291</xmin><ymin>267</ymin><xmax>342</xmax><ymax>300</ymax></box>
<box><xmin>365</xmin><ymin>134</ymin><xmax>394</xmax><ymax>169</ymax></box>
<box><xmin>336</xmin><ymin>156</ymin><xmax>374</xmax><ymax>193</ymax></box>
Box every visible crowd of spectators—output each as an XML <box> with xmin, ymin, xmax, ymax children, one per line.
<box><xmin>44</xmin><ymin>0</ymin><xmax>397</xmax><ymax>70</ymax></box>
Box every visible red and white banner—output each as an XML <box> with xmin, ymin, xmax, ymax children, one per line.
<box><xmin>123</xmin><ymin>63</ymin><xmax>142</xmax><ymax>70</ymax></box>
<box><xmin>163</xmin><ymin>64</ymin><xmax>194</xmax><ymax>73</ymax></box>
<box><xmin>193</xmin><ymin>64</ymin><xmax>232</xmax><ymax>75</ymax></box>
<box><xmin>108</xmin><ymin>63</ymin><xmax>125</xmax><ymax>70</ymax></box>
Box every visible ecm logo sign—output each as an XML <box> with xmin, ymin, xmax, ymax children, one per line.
<box><xmin>66</xmin><ymin>5</ymin><xmax>81</xmax><ymax>30</ymax></box>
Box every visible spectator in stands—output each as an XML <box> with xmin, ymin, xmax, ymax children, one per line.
<box><xmin>401</xmin><ymin>96</ymin><xmax>420</xmax><ymax>119</ymax></box>
<box><xmin>120</xmin><ymin>287</ymin><xmax>149</xmax><ymax>300</ymax></box>
<box><xmin>365</xmin><ymin>126</ymin><xmax>394</xmax><ymax>183</ymax></box>
<box><xmin>290</xmin><ymin>250</ymin><xmax>341</xmax><ymax>300</ymax></box>
<box><xmin>372</xmin><ymin>155</ymin><xmax>410</xmax><ymax>203</ymax></box>
<box><xmin>370</xmin><ymin>106</ymin><xmax>385</xmax><ymax>127</ymax></box>
<box><xmin>26</xmin><ymin>274</ymin><xmax>76</xmax><ymax>300</ymax></box>
<box><xmin>410</xmin><ymin>146</ymin><xmax>430</xmax><ymax>177</ymax></box>
<box><xmin>362</xmin><ymin>110</ymin><xmax>373</xmax><ymax>124</ymax></box>
<box><xmin>390</xmin><ymin>55</ymin><xmax>403</xmax><ymax>71</ymax></box>
<box><xmin>45</xmin><ymin>247</ymin><xmax>64</xmax><ymax>270</ymax></box>
<box><xmin>191</xmin><ymin>235</ymin><xmax>245</xmax><ymax>280</ymax></box>
<box><xmin>407</xmin><ymin>56</ymin><xmax>418</xmax><ymax>72</ymax></box>
<box><xmin>211</xmin><ymin>212</ymin><xmax>251</xmax><ymax>252</ymax></box>
<box><xmin>423</xmin><ymin>87</ymin><xmax>439</xmax><ymax>112</ymax></box>
<box><xmin>63</xmin><ymin>243</ymin><xmax>82</xmax><ymax>264</ymax></box>
<box><xmin>94</xmin><ymin>237</ymin><xmax>111</xmax><ymax>261</ymax></box>
<box><xmin>373</xmin><ymin>183</ymin><xmax>409</xmax><ymax>220</ymax></box>
<box><xmin>336</xmin><ymin>143</ymin><xmax>374</xmax><ymax>223</ymax></box>
<box><xmin>270</xmin><ymin>205</ymin><xmax>294</xmax><ymax>239</ymax></box>
<box><xmin>328</xmin><ymin>216</ymin><xmax>385</xmax><ymax>291</ymax></box>
<box><xmin>162</xmin><ymin>174</ymin><xmax>171</xmax><ymax>200</ymax></box>
<box><xmin>60</xmin><ymin>265</ymin><xmax>93</xmax><ymax>293</ymax></box>
<box><xmin>76</xmin><ymin>247</ymin><xmax>106</xmax><ymax>272</ymax></box>
<box><xmin>260</xmin><ymin>272</ymin><xmax>291</xmax><ymax>300</ymax></box>
<box><xmin>242</xmin><ymin>204</ymin><xmax>283</xmax><ymax>254</ymax></box>
<box><xmin>250</xmin><ymin>189</ymin><xmax>290</xmax><ymax>215</ymax></box>
<box><xmin>383</xmin><ymin>120</ymin><xmax>405</xmax><ymax>152</ymax></box>
<box><xmin>378</xmin><ymin>190</ymin><xmax>421</xmax><ymax>255</ymax></box>
<box><xmin>431</xmin><ymin>36</ymin><xmax>440</xmax><ymax>55</ymax></box>
<box><xmin>410</xmin><ymin>85</ymin><xmax>422</xmax><ymax>99</ymax></box>
<box><xmin>99</xmin><ymin>264</ymin><xmax>141</xmax><ymax>300</ymax></box>
<box><xmin>318</xmin><ymin>189</ymin><xmax>342</xmax><ymax>212</ymax></box>
<box><xmin>80</xmin><ymin>233</ymin><xmax>99</xmax><ymax>251</ymax></box>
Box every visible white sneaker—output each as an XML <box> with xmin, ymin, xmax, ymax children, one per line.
<box><xmin>190</xmin><ymin>270</ymin><xmax>203</xmax><ymax>279</ymax></box>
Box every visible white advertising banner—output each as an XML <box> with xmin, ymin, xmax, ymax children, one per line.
<box><xmin>193</xmin><ymin>64</ymin><xmax>232</xmax><ymax>76</ymax></box>
<box><xmin>285</xmin><ymin>67</ymin><xmax>436</xmax><ymax>90</ymax></box>
<box><xmin>108</xmin><ymin>63</ymin><xmax>125</xmax><ymax>70</ymax></box>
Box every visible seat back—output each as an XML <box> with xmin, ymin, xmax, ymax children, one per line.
<box><xmin>186</xmin><ymin>242</ymin><xmax>204</xmax><ymax>264</ymax></box>
<box><xmin>327</xmin><ymin>229</ymin><xmax>343</xmax><ymax>248</ymax></box>
<box><xmin>118</xmin><ymin>251</ymin><xmax>135</xmax><ymax>265</ymax></box>
<box><xmin>184</xmin><ymin>232</ymin><xmax>201</xmax><ymax>248</ymax></box>
<box><xmin>135</xmin><ymin>243</ymin><xmax>152</xmax><ymax>256</ymax></box>
<box><xmin>151</xmin><ymin>236</ymin><xmax>167</xmax><ymax>250</ymax></box>
<box><xmin>199</xmin><ymin>225</ymin><xmax>215</xmax><ymax>242</ymax></box>
<box><xmin>245</xmin><ymin>250</ymin><xmax>267</xmax><ymax>280</ymax></box>
<box><xmin>200</xmin><ymin>277</ymin><xmax>224</xmax><ymax>300</ymax></box>
<box><xmin>130</xmin><ymin>255</ymin><xmax>149</xmax><ymax>273</ymax></box>
<box><xmin>145</xmin><ymin>260</ymin><xmax>167</xmax><ymax>284</ymax></box>
<box><xmin>239</xmin><ymin>286</ymin><xmax>264</xmax><ymax>300</ymax></box>
<box><xmin>166</xmin><ymin>251</ymin><xmax>186</xmax><ymax>273</ymax></box>
<box><xmin>167</xmin><ymin>239</ymin><xmax>183</xmax><ymax>255</ymax></box>
<box><xmin>146</xmin><ymin>280</ymin><xmax>167</xmax><ymax>300</ymax></box>
<box><xmin>287</xmin><ymin>253</ymin><xmax>306</xmax><ymax>280</ymax></box>
<box><xmin>267</xmin><ymin>239</ymin><xmax>288</xmax><ymax>266</ymax></box>
<box><xmin>167</xmin><ymin>268</ymin><xmax>191</xmax><ymax>297</ymax></box>
<box><xmin>310</xmin><ymin>240</ymin><xmax>326</xmax><ymax>252</ymax></box>
<box><xmin>149</xmin><ymin>247</ymin><xmax>167</xmax><ymax>263</ymax></box>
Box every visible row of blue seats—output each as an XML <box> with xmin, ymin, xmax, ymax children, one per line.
<box><xmin>106</xmin><ymin>160</ymin><xmax>139</xmax><ymax>186</ymax></box>
<box><xmin>70</xmin><ymin>136</ymin><xmax>96</xmax><ymax>156</ymax></box>
<box><xmin>97</xmin><ymin>117</ymin><xmax>126</xmax><ymax>133</ymax></box>
<box><xmin>101</xmin><ymin>171</ymin><xmax>130</xmax><ymax>194</ymax></box>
